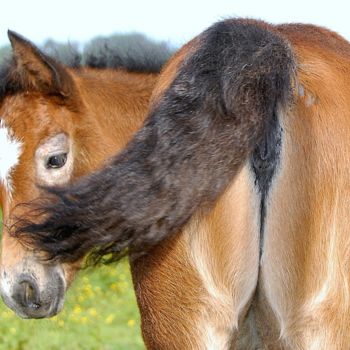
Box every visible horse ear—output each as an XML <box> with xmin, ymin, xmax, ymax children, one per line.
<box><xmin>7</xmin><ymin>30</ymin><xmax>75</xmax><ymax>98</ymax></box>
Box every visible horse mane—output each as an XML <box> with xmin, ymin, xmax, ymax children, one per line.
<box><xmin>0</xmin><ymin>34</ymin><xmax>173</xmax><ymax>100</ymax></box>
<box><xmin>82</xmin><ymin>33</ymin><xmax>173</xmax><ymax>72</ymax></box>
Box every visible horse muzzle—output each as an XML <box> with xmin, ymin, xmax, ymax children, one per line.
<box><xmin>0</xmin><ymin>263</ymin><xmax>66</xmax><ymax>319</ymax></box>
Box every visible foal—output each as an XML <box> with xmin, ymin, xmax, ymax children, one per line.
<box><xmin>10</xmin><ymin>19</ymin><xmax>350</xmax><ymax>349</ymax></box>
<box><xmin>0</xmin><ymin>31</ymin><xmax>163</xmax><ymax>319</ymax></box>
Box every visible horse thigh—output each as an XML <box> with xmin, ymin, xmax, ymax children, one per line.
<box><xmin>259</xmin><ymin>105</ymin><xmax>350</xmax><ymax>349</ymax></box>
<box><xmin>131</xmin><ymin>165</ymin><xmax>260</xmax><ymax>349</ymax></box>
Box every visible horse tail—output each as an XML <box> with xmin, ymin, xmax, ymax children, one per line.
<box><xmin>17</xmin><ymin>19</ymin><xmax>295</xmax><ymax>264</ymax></box>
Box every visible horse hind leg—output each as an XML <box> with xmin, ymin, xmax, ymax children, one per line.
<box><xmin>131</xmin><ymin>164</ymin><xmax>261</xmax><ymax>349</ymax></box>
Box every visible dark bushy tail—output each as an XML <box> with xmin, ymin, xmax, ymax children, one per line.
<box><xmin>16</xmin><ymin>19</ymin><xmax>294</xmax><ymax>264</ymax></box>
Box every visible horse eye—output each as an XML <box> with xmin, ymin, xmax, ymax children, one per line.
<box><xmin>46</xmin><ymin>153</ymin><xmax>68</xmax><ymax>169</ymax></box>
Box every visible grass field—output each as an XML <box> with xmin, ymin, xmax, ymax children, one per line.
<box><xmin>0</xmin><ymin>214</ymin><xmax>145</xmax><ymax>350</ymax></box>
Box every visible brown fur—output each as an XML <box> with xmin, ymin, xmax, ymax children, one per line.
<box><xmin>132</xmin><ymin>22</ymin><xmax>350</xmax><ymax>349</ymax></box>
<box><xmin>0</xmin><ymin>33</ymin><xmax>160</xmax><ymax>319</ymax></box>
<box><xmin>132</xmin><ymin>164</ymin><xmax>260</xmax><ymax>349</ymax></box>
<box><xmin>256</xmin><ymin>24</ymin><xmax>350</xmax><ymax>349</ymax></box>
<box><xmin>2</xmin><ymin>19</ymin><xmax>350</xmax><ymax>349</ymax></box>
<box><xmin>1</xmin><ymin>67</ymin><xmax>158</xmax><ymax>278</ymax></box>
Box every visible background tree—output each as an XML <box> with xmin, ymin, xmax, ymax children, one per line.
<box><xmin>0</xmin><ymin>32</ymin><xmax>174</xmax><ymax>69</ymax></box>
<box><xmin>42</xmin><ymin>39</ymin><xmax>81</xmax><ymax>67</ymax></box>
<box><xmin>0</xmin><ymin>45</ymin><xmax>10</xmax><ymax>62</ymax></box>
<box><xmin>83</xmin><ymin>32</ymin><xmax>173</xmax><ymax>71</ymax></box>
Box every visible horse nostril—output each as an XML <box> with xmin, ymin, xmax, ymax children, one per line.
<box><xmin>14</xmin><ymin>276</ymin><xmax>41</xmax><ymax>309</ymax></box>
<box><xmin>21</xmin><ymin>281</ymin><xmax>39</xmax><ymax>308</ymax></box>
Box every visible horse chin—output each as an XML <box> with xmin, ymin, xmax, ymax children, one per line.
<box><xmin>2</xmin><ymin>293</ymin><xmax>65</xmax><ymax>319</ymax></box>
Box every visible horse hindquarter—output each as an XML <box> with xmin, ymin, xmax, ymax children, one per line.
<box><xmin>259</xmin><ymin>36</ymin><xmax>350</xmax><ymax>348</ymax></box>
<box><xmin>131</xmin><ymin>164</ymin><xmax>261</xmax><ymax>349</ymax></box>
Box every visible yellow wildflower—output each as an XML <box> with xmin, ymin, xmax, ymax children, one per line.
<box><xmin>105</xmin><ymin>314</ymin><xmax>115</xmax><ymax>324</ymax></box>
<box><xmin>127</xmin><ymin>319</ymin><xmax>136</xmax><ymax>327</ymax></box>
<box><xmin>73</xmin><ymin>305</ymin><xmax>82</xmax><ymax>315</ymax></box>
<box><xmin>110</xmin><ymin>283</ymin><xmax>119</xmax><ymax>291</ymax></box>
<box><xmin>88</xmin><ymin>308</ymin><xmax>98</xmax><ymax>317</ymax></box>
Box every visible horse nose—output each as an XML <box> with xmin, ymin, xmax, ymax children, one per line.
<box><xmin>12</xmin><ymin>275</ymin><xmax>41</xmax><ymax>310</ymax></box>
<box><xmin>1</xmin><ymin>265</ymin><xmax>66</xmax><ymax>319</ymax></box>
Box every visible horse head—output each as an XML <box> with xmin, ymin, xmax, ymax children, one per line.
<box><xmin>0</xmin><ymin>31</ymin><xmax>159</xmax><ymax>318</ymax></box>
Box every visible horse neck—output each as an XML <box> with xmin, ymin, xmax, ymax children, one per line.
<box><xmin>74</xmin><ymin>68</ymin><xmax>158</xmax><ymax>168</ymax></box>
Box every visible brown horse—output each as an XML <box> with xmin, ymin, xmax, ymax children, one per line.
<box><xmin>0</xmin><ymin>31</ymin><xmax>164</xmax><ymax>319</ymax></box>
<box><xmin>7</xmin><ymin>18</ymin><xmax>350</xmax><ymax>349</ymax></box>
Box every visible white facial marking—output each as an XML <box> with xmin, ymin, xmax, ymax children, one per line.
<box><xmin>0</xmin><ymin>270</ymin><xmax>12</xmax><ymax>297</ymax></box>
<box><xmin>0</xmin><ymin>120</ymin><xmax>23</xmax><ymax>195</ymax></box>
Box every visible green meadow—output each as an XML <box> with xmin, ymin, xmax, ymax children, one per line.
<box><xmin>0</xmin><ymin>214</ymin><xmax>145</xmax><ymax>350</ymax></box>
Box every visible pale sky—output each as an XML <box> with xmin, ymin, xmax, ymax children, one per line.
<box><xmin>0</xmin><ymin>0</ymin><xmax>349</xmax><ymax>48</ymax></box>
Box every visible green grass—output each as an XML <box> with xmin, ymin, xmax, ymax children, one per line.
<box><xmin>0</xmin><ymin>213</ymin><xmax>145</xmax><ymax>349</ymax></box>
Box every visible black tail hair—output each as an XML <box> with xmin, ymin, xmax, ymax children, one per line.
<box><xmin>15</xmin><ymin>19</ymin><xmax>294</xmax><ymax>264</ymax></box>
